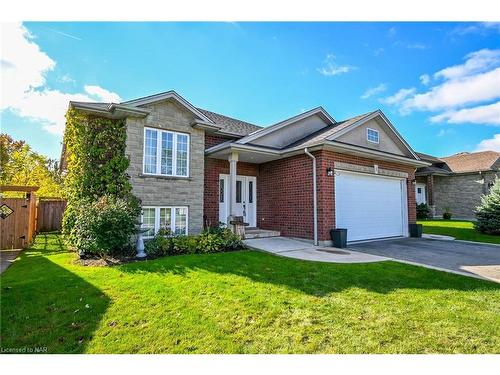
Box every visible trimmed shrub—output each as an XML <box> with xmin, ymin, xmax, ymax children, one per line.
<box><xmin>442</xmin><ymin>208</ymin><xmax>452</xmax><ymax>220</ymax></box>
<box><xmin>145</xmin><ymin>230</ymin><xmax>173</xmax><ymax>257</ymax></box>
<box><xmin>172</xmin><ymin>235</ymin><xmax>199</xmax><ymax>255</ymax></box>
<box><xmin>475</xmin><ymin>177</ymin><xmax>500</xmax><ymax>234</ymax></box>
<box><xmin>416</xmin><ymin>203</ymin><xmax>430</xmax><ymax>220</ymax></box>
<box><xmin>143</xmin><ymin>227</ymin><xmax>244</xmax><ymax>258</ymax></box>
<box><xmin>69</xmin><ymin>195</ymin><xmax>141</xmax><ymax>257</ymax></box>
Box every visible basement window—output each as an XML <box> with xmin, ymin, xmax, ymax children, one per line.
<box><xmin>367</xmin><ymin>128</ymin><xmax>380</xmax><ymax>144</ymax></box>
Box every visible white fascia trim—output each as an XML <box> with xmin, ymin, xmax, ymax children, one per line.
<box><xmin>236</xmin><ymin>106</ymin><xmax>336</xmax><ymax>145</ymax></box>
<box><xmin>70</xmin><ymin>102</ymin><xmax>150</xmax><ymax>118</ymax></box>
<box><xmin>109</xmin><ymin>104</ymin><xmax>150</xmax><ymax>116</ymax></box>
<box><xmin>205</xmin><ymin>142</ymin><xmax>281</xmax><ymax>157</ymax></box>
<box><xmin>191</xmin><ymin>120</ymin><xmax>221</xmax><ymax>132</ymax></box>
<box><xmin>121</xmin><ymin>91</ymin><xmax>214</xmax><ymax>124</ymax></box>
<box><xmin>321</xmin><ymin>141</ymin><xmax>430</xmax><ymax>167</ymax></box>
<box><xmin>328</xmin><ymin>110</ymin><xmax>420</xmax><ymax>160</ymax></box>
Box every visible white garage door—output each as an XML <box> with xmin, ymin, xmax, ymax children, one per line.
<box><xmin>335</xmin><ymin>170</ymin><xmax>408</xmax><ymax>242</ymax></box>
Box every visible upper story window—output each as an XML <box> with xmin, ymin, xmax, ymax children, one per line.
<box><xmin>143</xmin><ymin>127</ymin><xmax>190</xmax><ymax>177</ymax></box>
<box><xmin>367</xmin><ymin>128</ymin><xmax>380</xmax><ymax>144</ymax></box>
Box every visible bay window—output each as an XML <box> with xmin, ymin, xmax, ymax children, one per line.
<box><xmin>141</xmin><ymin>206</ymin><xmax>188</xmax><ymax>237</ymax></box>
<box><xmin>143</xmin><ymin>127</ymin><xmax>189</xmax><ymax>177</ymax></box>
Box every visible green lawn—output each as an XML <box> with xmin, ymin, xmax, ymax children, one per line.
<box><xmin>1</xmin><ymin>233</ymin><xmax>499</xmax><ymax>354</ymax></box>
<box><xmin>418</xmin><ymin>219</ymin><xmax>500</xmax><ymax>244</ymax></box>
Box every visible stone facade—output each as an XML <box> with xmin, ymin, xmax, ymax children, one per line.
<box><xmin>125</xmin><ymin>100</ymin><xmax>205</xmax><ymax>235</ymax></box>
<box><xmin>433</xmin><ymin>172</ymin><xmax>498</xmax><ymax>218</ymax></box>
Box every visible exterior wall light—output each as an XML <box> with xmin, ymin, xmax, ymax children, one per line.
<box><xmin>326</xmin><ymin>167</ymin><xmax>334</xmax><ymax>176</ymax></box>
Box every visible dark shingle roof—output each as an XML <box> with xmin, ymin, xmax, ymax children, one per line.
<box><xmin>415</xmin><ymin>152</ymin><xmax>443</xmax><ymax>163</ymax></box>
<box><xmin>196</xmin><ymin>108</ymin><xmax>262</xmax><ymax>137</ymax></box>
<box><xmin>415</xmin><ymin>166</ymin><xmax>452</xmax><ymax>176</ymax></box>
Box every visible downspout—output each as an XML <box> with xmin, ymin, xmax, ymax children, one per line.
<box><xmin>304</xmin><ymin>148</ymin><xmax>318</xmax><ymax>246</ymax></box>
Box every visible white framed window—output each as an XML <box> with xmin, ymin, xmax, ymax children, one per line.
<box><xmin>143</xmin><ymin>127</ymin><xmax>190</xmax><ymax>177</ymax></box>
<box><xmin>367</xmin><ymin>128</ymin><xmax>380</xmax><ymax>144</ymax></box>
<box><xmin>141</xmin><ymin>206</ymin><xmax>188</xmax><ymax>237</ymax></box>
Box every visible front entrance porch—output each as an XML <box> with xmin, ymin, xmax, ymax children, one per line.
<box><xmin>219</xmin><ymin>174</ymin><xmax>257</xmax><ymax>227</ymax></box>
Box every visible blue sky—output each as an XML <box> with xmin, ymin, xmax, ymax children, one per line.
<box><xmin>1</xmin><ymin>22</ymin><xmax>499</xmax><ymax>160</ymax></box>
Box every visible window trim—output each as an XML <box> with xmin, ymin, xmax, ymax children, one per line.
<box><xmin>366</xmin><ymin>128</ymin><xmax>380</xmax><ymax>144</ymax></box>
<box><xmin>141</xmin><ymin>206</ymin><xmax>189</xmax><ymax>238</ymax></box>
<box><xmin>142</xmin><ymin>127</ymin><xmax>190</xmax><ymax>177</ymax></box>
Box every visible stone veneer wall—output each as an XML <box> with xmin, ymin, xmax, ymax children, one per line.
<box><xmin>125</xmin><ymin>100</ymin><xmax>205</xmax><ymax>235</ymax></box>
<box><xmin>433</xmin><ymin>171</ymin><xmax>498</xmax><ymax>218</ymax></box>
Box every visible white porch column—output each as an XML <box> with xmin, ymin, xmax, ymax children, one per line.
<box><xmin>228</xmin><ymin>151</ymin><xmax>239</xmax><ymax>221</ymax></box>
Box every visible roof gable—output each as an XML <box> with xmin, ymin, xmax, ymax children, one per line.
<box><xmin>122</xmin><ymin>91</ymin><xmax>214</xmax><ymax>124</ymax></box>
<box><xmin>236</xmin><ymin>107</ymin><xmax>336</xmax><ymax>148</ymax></box>
<box><xmin>328</xmin><ymin>110</ymin><xmax>418</xmax><ymax>159</ymax></box>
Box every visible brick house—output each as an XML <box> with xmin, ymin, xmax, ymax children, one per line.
<box><xmin>415</xmin><ymin>151</ymin><xmax>500</xmax><ymax>219</ymax></box>
<box><xmin>66</xmin><ymin>91</ymin><xmax>429</xmax><ymax>245</ymax></box>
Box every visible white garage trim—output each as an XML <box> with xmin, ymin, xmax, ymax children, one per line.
<box><xmin>334</xmin><ymin>170</ymin><xmax>409</xmax><ymax>242</ymax></box>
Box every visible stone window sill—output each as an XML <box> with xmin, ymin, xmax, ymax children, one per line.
<box><xmin>138</xmin><ymin>173</ymin><xmax>193</xmax><ymax>181</ymax></box>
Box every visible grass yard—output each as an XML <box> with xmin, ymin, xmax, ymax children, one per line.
<box><xmin>418</xmin><ymin>219</ymin><xmax>500</xmax><ymax>244</ymax></box>
<box><xmin>1</xmin><ymin>233</ymin><xmax>499</xmax><ymax>354</ymax></box>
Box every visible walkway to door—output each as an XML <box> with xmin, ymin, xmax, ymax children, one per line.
<box><xmin>0</xmin><ymin>249</ymin><xmax>21</xmax><ymax>274</ymax></box>
<box><xmin>243</xmin><ymin>237</ymin><xmax>388</xmax><ymax>263</ymax></box>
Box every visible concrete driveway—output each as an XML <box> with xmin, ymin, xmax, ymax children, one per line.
<box><xmin>349</xmin><ymin>238</ymin><xmax>500</xmax><ymax>283</ymax></box>
<box><xmin>244</xmin><ymin>237</ymin><xmax>388</xmax><ymax>263</ymax></box>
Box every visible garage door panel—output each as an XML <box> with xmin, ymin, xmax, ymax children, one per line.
<box><xmin>335</xmin><ymin>171</ymin><xmax>406</xmax><ymax>241</ymax></box>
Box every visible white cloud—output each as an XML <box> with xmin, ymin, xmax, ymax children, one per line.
<box><xmin>1</xmin><ymin>23</ymin><xmax>121</xmax><ymax>135</ymax></box>
<box><xmin>430</xmin><ymin>102</ymin><xmax>500</xmax><ymax>125</ymax></box>
<box><xmin>317</xmin><ymin>54</ymin><xmax>356</xmax><ymax>77</ymax></box>
<box><xmin>406</xmin><ymin>43</ymin><xmax>427</xmax><ymax>50</ymax></box>
<box><xmin>84</xmin><ymin>85</ymin><xmax>121</xmax><ymax>102</ymax></box>
<box><xmin>451</xmin><ymin>22</ymin><xmax>500</xmax><ymax>36</ymax></box>
<box><xmin>402</xmin><ymin>67</ymin><xmax>500</xmax><ymax>111</ymax></box>
<box><xmin>387</xmin><ymin>27</ymin><xmax>396</xmax><ymax>37</ymax></box>
<box><xmin>361</xmin><ymin>83</ymin><xmax>387</xmax><ymax>99</ymax></box>
<box><xmin>382</xmin><ymin>48</ymin><xmax>500</xmax><ymax>125</ymax></box>
<box><xmin>380</xmin><ymin>88</ymin><xmax>416</xmax><ymax>106</ymax></box>
<box><xmin>436</xmin><ymin>128</ymin><xmax>455</xmax><ymax>137</ymax></box>
<box><xmin>373</xmin><ymin>48</ymin><xmax>384</xmax><ymax>56</ymax></box>
<box><xmin>419</xmin><ymin>74</ymin><xmax>431</xmax><ymax>85</ymax></box>
<box><xmin>476</xmin><ymin>134</ymin><xmax>500</xmax><ymax>152</ymax></box>
<box><xmin>434</xmin><ymin>49</ymin><xmax>500</xmax><ymax>81</ymax></box>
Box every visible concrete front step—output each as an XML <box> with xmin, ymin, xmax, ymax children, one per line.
<box><xmin>244</xmin><ymin>229</ymin><xmax>281</xmax><ymax>239</ymax></box>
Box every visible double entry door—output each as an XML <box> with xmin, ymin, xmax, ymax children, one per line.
<box><xmin>218</xmin><ymin>174</ymin><xmax>256</xmax><ymax>228</ymax></box>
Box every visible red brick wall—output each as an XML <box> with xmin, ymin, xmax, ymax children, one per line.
<box><xmin>204</xmin><ymin>149</ymin><xmax>416</xmax><ymax>241</ymax></box>
<box><xmin>204</xmin><ymin>157</ymin><xmax>259</xmax><ymax>228</ymax></box>
<box><xmin>315</xmin><ymin>151</ymin><xmax>416</xmax><ymax>241</ymax></box>
<box><xmin>205</xmin><ymin>134</ymin><xmax>233</xmax><ymax>149</ymax></box>
<box><xmin>257</xmin><ymin>154</ymin><xmax>314</xmax><ymax>239</ymax></box>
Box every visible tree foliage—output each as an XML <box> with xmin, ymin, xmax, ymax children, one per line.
<box><xmin>0</xmin><ymin>133</ymin><xmax>64</xmax><ymax>197</ymax></box>
<box><xmin>475</xmin><ymin>177</ymin><xmax>500</xmax><ymax>235</ymax></box>
<box><xmin>62</xmin><ymin>109</ymin><xmax>140</xmax><ymax>255</ymax></box>
<box><xmin>63</xmin><ymin>109</ymin><xmax>132</xmax><ymax>203</ymax></box>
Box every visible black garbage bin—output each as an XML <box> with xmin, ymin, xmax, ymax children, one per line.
<box><xmin>409</xmin><ymin>223</ymin><xmax>422</xmax><ymax>238</ymax></box>
<box><xmin>330</xmin><ymin>228</ymin><xmax>347</xmax><ymax>248</ymax></box>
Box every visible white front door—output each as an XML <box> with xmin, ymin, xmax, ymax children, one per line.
<box><xmin>415</xmin><ymin>183</ymin><xmax>427</xmax><ymax>205</ymax></box>
<box><xmin>219</xmin><ymin>174</ymin><xmax>257</xmax><ymax>227</ymax></box>
<box><xmin>335</xmin><ymin>170</ymin><xmax>408</xmax><ymax>242</ymax></box>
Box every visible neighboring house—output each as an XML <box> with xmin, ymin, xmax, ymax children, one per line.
<box><xmin>415</xmin><ymin>151</ymin><xmax>500</xmax><ymax>218</ymax></box>
<box><xmin>64</xmin><ymin>91</ymin><xmax>428</xmax><ymax>244</ymax></box>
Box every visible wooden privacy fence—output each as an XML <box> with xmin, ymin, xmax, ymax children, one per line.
<box><xmin>36</xmin><ymin>199</ymin><xmax>67</xmax><ymax>232</ymax></box>
<box><xmin>1</xmin><ymin>186</ymin><xmax>67</xmax><ymax>249</ymax></box>
<box><xmin>0</xmin><ymin>186</ymin><xmax>38</xmax><ymax>250</ymax></box>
